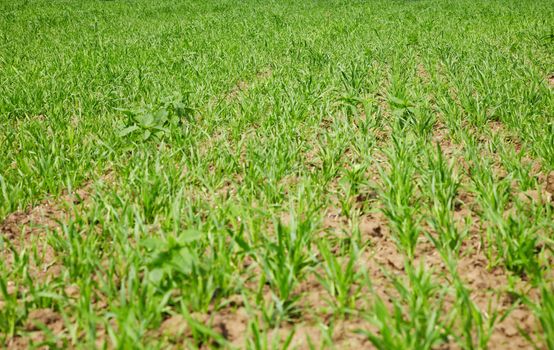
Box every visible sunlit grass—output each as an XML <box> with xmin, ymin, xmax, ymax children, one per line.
<box><xmin>0</xmin><ymin>0</ymin><xmax>553</xmax><ymax>348</ymax></box>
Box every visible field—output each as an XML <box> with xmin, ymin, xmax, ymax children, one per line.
<box><xmin>1</xmin><ymin>0</ymin><xmax>554</xmax><ymax>348</ymax></box>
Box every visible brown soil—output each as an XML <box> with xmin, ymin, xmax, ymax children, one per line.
<box><xmin>4</xmin><ymin>308</ymin><xmax>65</xmax><ymax>349</ymax></box>
<box><xmin>0</xmin><ymin>175</ymin><xmax>113</xmax><ymax>348</ymax></box>
<box><xmin>1</xmin><ymin>191</ymin><xmax>85</xmax><ymax>281</ymax></box>
<box><xmin>546</xmin><ymin>171</ymin><xmax>554</xmax><ymax>201</ymax></box>
<box><xmin>144</xmin><ymin>67</ymin><xmax>552</xmax><ymax>349</ymax></box>
<box><xmin>2</xmin><ymin>79</ymin><xmax>551</xmax><ymax>349</ymax></box>
<box><xmin>0</xmin><ymin>175</ymin><xmax>113</xmax><ymax>280</ymax></box>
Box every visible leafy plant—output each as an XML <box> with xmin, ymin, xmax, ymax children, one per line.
<box><xmin>117</xmin><ymin>94</ymin><xmax>194</xmax><ymax>141</ymax></box>
<box><xmin>142</xmin><ymin>229</ymin><xmax>202</xmax><ymax>288</ymax></box>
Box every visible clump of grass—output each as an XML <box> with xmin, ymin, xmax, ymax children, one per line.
<box><xmin>359</xmin><ymin>263</ymin><xmax>451</xmax><ymax>350</ymax></box>
<box><xmin>316</xmin><ymin>239</ymin><xmax>362</xmax><ymax>316</ymax></box>
<box><xmin>422</xmin><ymin>145</ymin><xmax>464</xmax><ymax>251</ymax></box>
<box><xmin>379</xmin><ymin>135</ymin><xmax>421</xmax><ymax>258</ymax></box>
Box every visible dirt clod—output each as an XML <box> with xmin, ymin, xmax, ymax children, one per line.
<box><xmin>25</xmin><ymin>309</ymin><xmax>62</xmax><ymax>332</ymax></box>
<box><xmin>546</xmin><ymin>171</ymin><xmax>554</xmax><ymax>197</ymax></box>
<box><xmin>160</xmin><ymin>314</ymin><xmax>190</xmax><ymax>338</ymax></box>
<box><xmin>359</xmin><ymin>218</ymin><xmax>382</xmax><ymax>238</ymax></box>
<box><xmin>548</xmin><ymin>75</ymin><xmax>554</xmax><ymax>88</ymax></box>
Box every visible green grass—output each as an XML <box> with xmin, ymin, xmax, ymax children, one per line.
<box><xmin>1</xmin><ymin>0</ymin><xmax>553</xmax><ymax>348</ymax></box>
